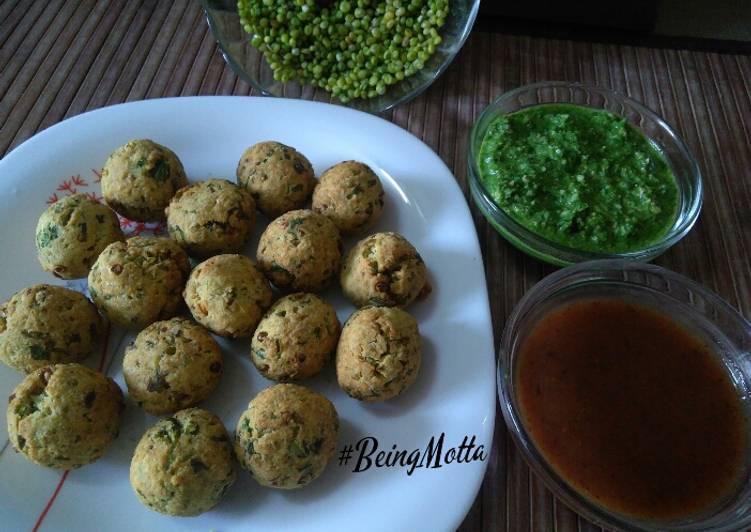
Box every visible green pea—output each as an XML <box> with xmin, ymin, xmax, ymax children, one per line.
<box><xmin>237</xmin><ymin>0</ymin><xmax>448</xmax><ymax>101</ymax></box>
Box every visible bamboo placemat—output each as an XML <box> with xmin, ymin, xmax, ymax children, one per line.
<box><xmin>2</xmin><ymin>1</ymin><xmax>751</xmax><ymax>530</ymax></box>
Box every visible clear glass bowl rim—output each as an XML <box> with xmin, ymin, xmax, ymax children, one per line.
<box><xmin>498</xmin><ymin>258</ymin><xmax>751</xmax><ymax>531</ymax></box>
<box><xmin>468</xmin><ymin>81</ymin><xmax>704</xmax><ymax>265</ymax></box>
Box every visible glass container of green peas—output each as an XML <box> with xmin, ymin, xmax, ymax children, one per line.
<box><xmin>202</xmin><ymin>0</ymin><xmax>479</xmax><ymax>113</ymax></box>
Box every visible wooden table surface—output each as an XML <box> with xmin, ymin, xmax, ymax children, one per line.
<box><xmin>2</xmin><ymin>1</ymin><xmax>751</xmax><ymax>531</ymax></box>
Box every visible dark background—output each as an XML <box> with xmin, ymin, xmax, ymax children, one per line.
<box><xmin>478</xmin><ymin>0</ymin><xmax>751</xmax><ymax>52</ymax></box>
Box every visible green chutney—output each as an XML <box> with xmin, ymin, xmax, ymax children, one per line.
<box><xmin>477</xmin><ymin>104</ymin><xmax>679</xmax><ymax>253</ymax></box>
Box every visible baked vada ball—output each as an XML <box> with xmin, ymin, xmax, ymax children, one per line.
<box><xmin>256</xmin><ymin>209</ymin><xmax>342</xmax><ymax>292</ymax></box>
<box><xmin>7</xmin><ymin>363</ymin><xmax>124</xmax><ymax>469</ymax></box>
<box><xmin>236</xmin><ymin>141</ymin><xmax>315</xmax><ymax>218</ymax></box>
<box><xmin>183</xmin><ymin>254</ymin><xmax>273</xmax><ymax>338</ymax></box>
<box><xmin>0</xmin><ymin>284</ymin><xmax>103</xmax><ymax>374</ymax></box>
<box><xmin>123</xmin><ymin>317</ymin><xmax>223</xmax><ymax>416</ymax></box>
<box><xmin>336</xmin><ymin>306</ymin><xmax>421</xmax><ymax>402</ymax></box>
<box><xmin>234</xmin><ymin>383</ymin><xmax>339</xmax><ymax>489</ymax></box>
<box><xmin>88</xmin><ymin>236</ymin><xmax>190</xmax><ymax>328</ymax></box>
<box><xmin>130</xmin><ymin>408</ymin><xmax>236</xmax><ymax>516</ymax></box>
<box><xmin>312</xmin><ymin>160</ymin><xmax>385</xmax><ymax>234</ymax></box>
<box><xmin>35</xmin><ymin>193</ymin><xmax>124</xmax><ymax>279</ymax></box>
<box><xmin>250</xmin><ymin>293</ymin><xmax>340</xmax><ymax>382</ymax></box>
<box><xmin>166</xmin><ymin>179</ymin><xmax>255</xmax><ymax>258</ymax></box>
<box><xmin>101</xmin><ymin>139</ymin><xmax>187</xmax><ymax>222</ymax></box>
<box><xmin>340</xmin><ymin>231</ymin><xmax>430</xmax><ymax>308</ymax></box>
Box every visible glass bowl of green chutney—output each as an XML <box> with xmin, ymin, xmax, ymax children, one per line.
<box><xmin>202</xmin><ymin>0</ymin><xmax>480</xmax><ymax>114</ymax></box>
<box><xmin>468</xmin><ymin>81</ymin><xmax>703</xmax><ymax>266</ymax></box>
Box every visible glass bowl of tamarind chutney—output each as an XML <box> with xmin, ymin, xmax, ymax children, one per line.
<box><xmin>499</xmin><ymin>259</ymin><xmax>751</xmax><ymax>531</ymax></box>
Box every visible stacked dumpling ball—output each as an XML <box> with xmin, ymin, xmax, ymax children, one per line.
<box><xmin>340</xmin><ymin>231</ymin><xmax>430</xmax><ymax>308</ymax></box>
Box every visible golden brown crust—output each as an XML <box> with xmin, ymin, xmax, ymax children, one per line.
<box><xmin>256</xmin><ymin>209</ymin><xmax>342</xmax><ymax>292</ymax></box>
<box><xmin>123</xmin><ymin>317</ymin><xmax>223</xmax><ymax>415</ymax></box>
<box><xmin>336</xmin><ymin>306</ymin><xmax>421</xmax><ymax>401</ymax></box>
<box><xmin>88</xmin><ymin>236</ymin><xmax>191</xmax><ymax>328</ymax></box>
<box><xmin>234</xmin><ymin>384</ymin><xmax>339</xmax><ymax>489</ymax></box>
<box><xmin>236</xmin><ymin>141</ymin><xmax>315</xmax><ymax>218</ymax></box>
<box><xmin>7</xmin><ymin>363</ymin><xmax>124</xmax><ymax>469</ymax></box>
<box><xmin>130</xmin><ymin>408</ymin><xmax>236</xmax><ymax>516</ymax></box>
<box><xmin>250</xmin><ymin>293</ymin><xmax>340</xmax><ymax>381</ymax></box>
<box><xmin>340</xmin><ymin>231</ymin><xmax>428</xmax><ymax>308</ymax></box>
<box><xmin>312</xmin><ymin>161</ymin><xmax>384</xmax><ymax>234</ymax></box>
<box><xmin>0</xmin><ymin>284</ymin><xmax>103</xmax><ymax>374</ymax></box>
<box><xmin>35</xmin><ymin>193</ymin><xmax>124</xmax><ymax>279</ymax></box>
<box><xmin>183</xmin><ymin>254</ymin><xmax>273</xmax><ymax>338</ymax></box>
<box><xmin>101</xmin><ymin>139</ymin><xmax>188</xmax><ymax>222</ymax></box>
<box><xmin>166</xmin><ymin>179</ymin><xmax>255</xmax><ymax>258</ymax></box>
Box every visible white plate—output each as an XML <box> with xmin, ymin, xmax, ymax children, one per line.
<box><xmin>0</xmin><ymin>97</ymin><xmax>495</xmax><ymax>532</ymax></box>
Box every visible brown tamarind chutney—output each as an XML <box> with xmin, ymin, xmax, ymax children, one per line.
<box><xmin>516</xmin><ymin>298</ymin><xmax>748</xmax><ymax>520</ymax></box>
